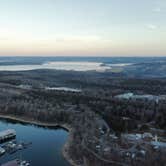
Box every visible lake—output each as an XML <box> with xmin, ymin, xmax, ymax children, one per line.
<box><xmin>0</xmin><ymin>56</ymin><xmax>166</xmax><ymax>72</ymax></box>
<box><xmin>0</xmin><ymin>119</ymin><xmax>69</xmax><ymax>166</ymax></box>
<box><xmin>0</xmin><ymin>61</ymin><xmax>111</xmax><ymax>72</ymax></box>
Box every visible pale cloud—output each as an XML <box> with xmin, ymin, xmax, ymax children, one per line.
<box><xmin>146</xmin><ymin>24</ymin><xmax>158</xmax><ymax>30</ymax></box>
<box><xmin>54</xmin><ymin>35</ymin><xmax>103</xmax><ymax>43</ymax></box>
<box><xmin>0</xmin><ymin>37</ymin><xmax>8</xmax><ymax>41</ymax></box>
<box><xmin>153</xmin><ymin>7</ymin><xmax>161</xmax><ymax>13</ymax></box>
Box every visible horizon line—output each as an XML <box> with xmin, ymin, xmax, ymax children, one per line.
<box><xmin>0</xmin><ymin>55</ymin><xmax>166</xmax><ymax>58</ymax></box>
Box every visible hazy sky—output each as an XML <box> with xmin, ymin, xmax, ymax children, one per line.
<box><xmin>0</xmin><ymin>0</ymin><xmax>165</xmax><ymax>56</ymax></box>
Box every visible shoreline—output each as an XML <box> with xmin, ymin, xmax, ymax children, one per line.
<box><xmin>0</xmin><ymin>114</ymin><xmax>77</xmax><ymax>166</ymax></box>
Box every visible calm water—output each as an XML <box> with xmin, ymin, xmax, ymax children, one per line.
<box><xmin>0</xmin><ymin>61</ymin><xmax>111</xmax><ymax>72</ymax></box>
<box><xmin>0</xmin><ymin>56</ymin><xmax>166</xmax><ymax>72</ymax></box>
<box><xmin>0</xmin><ymin>119</ymin><xmax>69</xmax><ymax>166</ymax></box>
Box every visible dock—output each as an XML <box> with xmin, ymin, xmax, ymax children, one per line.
<box><xmin>1</xmin><ymin>159</ymin><xmax>30</xmax><ymax>166</ymax></box>
<box><xmin>1</xmin><ymin>159</ymin><xmax>18</xmax><ymax>166</ymax></box>
<box><xmin>0</xmin><ymin>147</ymin><xmax>5</xmax><ymax>155</ymax></box>
<box><xmin>2</xmin><ymin>141</ymin><xmax>32</xmax><ymax>155</ymax></box>
<box><xmin>0</xmin><ymin>129</ymin><xmax>16</xmax><ymax>143</ymax></box>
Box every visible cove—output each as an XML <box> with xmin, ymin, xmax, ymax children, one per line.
<box><xmin>0</xmin><ymin>119</ymin><xmax>69</xmax><ymax>166</ymax></box>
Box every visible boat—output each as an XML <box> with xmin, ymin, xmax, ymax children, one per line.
<box><xmin>1</xmin><ymin>159</ymin><xmax>30</xmax><ymax>166</ymax></box>
<box><xmin>0</xmin><ymin>147</ymin><xmax>5</xmax><ymax>156</ymax></box>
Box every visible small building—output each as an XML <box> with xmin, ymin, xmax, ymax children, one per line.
<box><xmin>122</xmin><ymin>133</ymin><xmax>142</xmax><ymax>142</ymax></box>
<box><xmin>0</xmin><ymin>129</ymin><xmax>16</xmax><ymax>143</ymax></box>
<box><xmin>142</xmin><ymin>132</ymin><xmax>153</xmax><ymax>141</ymax></box>
<box><xmin>151</xmin><ymin>141</ymin><xmax>166</xmax><ymax>149</ymax></box>
<box><xmin>116</xmin><ymin>93</ymin><xmax>134</xmax><ymax>99</ymax></box>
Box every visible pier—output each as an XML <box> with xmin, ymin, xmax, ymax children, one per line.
<box><xmin>1</xmin><ymin>159</ymin><xmax>30</xmax><ymax>166</ymax></box>
<box><xmin>0</xmin><ymin>129</ymin><xmax>16</xmax><ymax>143</ymax></box>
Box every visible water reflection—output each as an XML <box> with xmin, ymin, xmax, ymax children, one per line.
<box><xmin>0</xmin><ymin>119</ymin><xmax>69</xmax><ymax>166</ymax></box>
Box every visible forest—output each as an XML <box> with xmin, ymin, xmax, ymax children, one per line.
<box><xmin>0</xmin><ymin>69</ymin><xmax>165</xmax><ymax>166</ymax></box>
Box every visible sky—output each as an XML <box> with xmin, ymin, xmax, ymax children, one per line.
<box><xmin>0</xmin><ymin>0</ymin><xmax>165</xmax><ymax>56</ymax></box>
